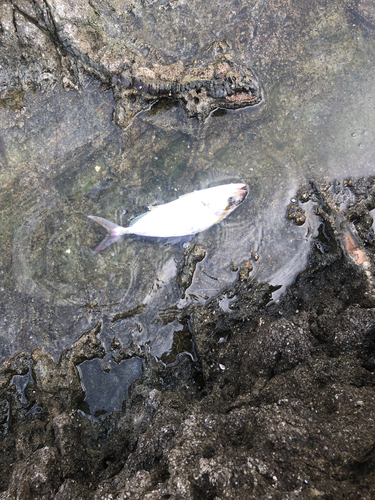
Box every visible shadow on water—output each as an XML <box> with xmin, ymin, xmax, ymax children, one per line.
<box><xmin>1</xmin><ymin>14</ymin><xmax>375</xmax><ymax>414</ymax></box>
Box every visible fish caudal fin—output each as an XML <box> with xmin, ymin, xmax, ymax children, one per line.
<box><xmin>88</xmin><ymin>215</ymin><xmax>129</xmax><ymax>253</ymax></box>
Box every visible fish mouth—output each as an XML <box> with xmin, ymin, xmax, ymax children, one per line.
<box><xmin>236</xmin><ymin>184</ymin><xmax>248</xmax><ymax>200</ymax></box>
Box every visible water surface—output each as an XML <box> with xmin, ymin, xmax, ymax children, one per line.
<box><xmin>1</xmin><ymin>8</ymin><xmax>375</xmax><ymax>413</ymax></box>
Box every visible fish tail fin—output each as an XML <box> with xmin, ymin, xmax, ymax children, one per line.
<box><xmin>88</xmin><ymin>215</ymin><xmax>130</xmax><ymax>253</ymax></box>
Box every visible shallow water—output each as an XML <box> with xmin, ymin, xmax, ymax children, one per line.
<box><xmin>1</xmin><ymin>9</ymin><xmax>375</xmax><ymax>415</ymax></box>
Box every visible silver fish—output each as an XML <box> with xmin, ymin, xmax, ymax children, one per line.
<box><xmin>89</xmin><ymin>183</ymin><xmax>247</xmax><ymax>253</ymax></box>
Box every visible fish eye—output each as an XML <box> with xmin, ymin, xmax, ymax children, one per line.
<box><xmin>228</xmin><ymin>196</ymin><xmax>234</xmax><ymax>204</ymax></box>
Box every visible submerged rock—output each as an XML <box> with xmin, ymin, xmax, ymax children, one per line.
<box><xmin>176</xmin><ymin>243</ymin><xmax>206</xmax><ymax>298</ymax></box>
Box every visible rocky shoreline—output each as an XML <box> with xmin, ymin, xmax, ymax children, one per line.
<box><xmin>2</xmin><ymin>0</ymin><xmax>375</xmax><ymax>497</ymax></box>
<box><xmin>1</xmin><ymin>178</ymin><xmax>375</xmax><ymax>499</ymax></box>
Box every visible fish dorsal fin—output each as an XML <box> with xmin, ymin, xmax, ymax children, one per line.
<box><xmin>129</xmin><ymin>211</ymin><xmax>148</xmax><ymax>227</ymax></box>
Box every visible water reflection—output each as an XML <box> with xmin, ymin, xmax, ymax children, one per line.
<box><xmin>77</xmin><ymin>356</ymin><xmax>143</xmax><ymax>418</ymax></box>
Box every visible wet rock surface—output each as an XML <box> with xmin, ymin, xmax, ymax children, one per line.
<box><xmin>1</xmin><ymin>0</ymin><xmax>263</xmax><ymax>128</ymax></box>
<box><xmin>112</xmin><ymin>57</ymin><xmax>263</xmax><ymax>128</ymax></box>
<box><xmin>1</xmin><ymin>179</ymin><xmax>375</xmax><ymax>498</ymax></box>
<box><xmin>2</xmin><ymin>0</ymin><xmax>375</xmax><ymax>498</ymax></box>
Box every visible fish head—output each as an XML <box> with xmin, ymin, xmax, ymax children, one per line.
<box><xmin>205</xmin><ymin>183</ymin><xmax>247</xmax><ymax>221</ymax></box>
<box><xmin>227</xmin><ymin>183</ymin><xmax>248</xmax><ymax>207</ymax></box>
